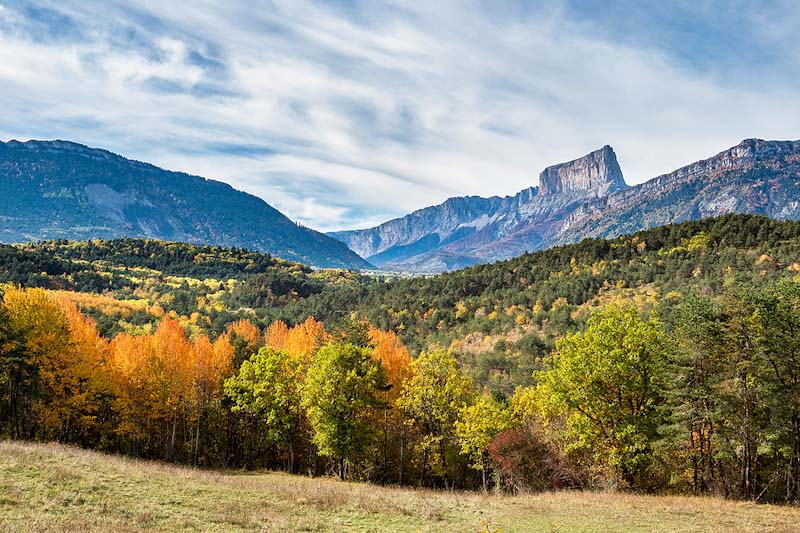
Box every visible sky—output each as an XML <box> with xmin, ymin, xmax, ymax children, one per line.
<box><xmin>0</xmin><ymin>1</ymin><xmax>799</xmax><ymax>232</ymax></box>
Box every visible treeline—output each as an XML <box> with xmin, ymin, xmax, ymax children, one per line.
<box><xmin>4</xmin><ymin>280</ymin><xmax>800</xmax><ymax>502</ymax></box>
<box><xmin>0</xmin><ymin>238</ymin><xmax>286</xmax><ymax>287</ymax></box>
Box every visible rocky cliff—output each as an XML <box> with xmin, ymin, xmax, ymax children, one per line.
<box><xmin>0</xmin><ymin>140</ymin><xmax>372</xmax><ymax>269</ymax></box>
<box><xmin>539</xmin><ymin>145</ymin><xmax>626</xmax><ymax>196</ymax></box>
<box><xmin>332</xmin><ymin>139</ymin><xmax>800</xmax><ymax>273</ymax></box>
<box><xmin>552</xmin><ymin>139</ymin><xmax>800</xmax><ymax>244</ymax></box>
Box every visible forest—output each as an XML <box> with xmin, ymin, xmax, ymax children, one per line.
<box><xmin>2</xmin><ymin>214</ymin><xmax>800</xmax><ymax>502</ymax></box>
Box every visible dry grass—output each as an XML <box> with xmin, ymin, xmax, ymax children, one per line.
<box><xmin>1</xmin><ymin>441</ymin><xmax>799</xmax><ymax>532</ymax></box>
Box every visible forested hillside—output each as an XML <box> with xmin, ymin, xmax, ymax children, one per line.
<box><xmin>0</xmin><ymin>140</ymin><xmax>371</xmax><ymax>269</ymax></box>
<box><xmin>0</xmin><ymin>238</ymin><xmax>360</xmax><ymax>336</ymax></box>
<box><xmin>290</xmin><ymin>214</ymin><xmax>800</xmax><ymax>346</ymax></box>
<box><xmin>2</xmin><ymin>214</ymin><xmax>800</xmax><ymax>502</ymax></box>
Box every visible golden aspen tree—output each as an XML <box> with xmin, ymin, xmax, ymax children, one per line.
<box><xmin>284</xmin><ymin>317</ymin><xmax>328</xmax><ymax>361</ymax></box>
<box><xmin>151</xmin><ymin>317</ymin><xmax>193</xmax><ymax>461</ymax></box>
<box><xmin>187</xmin><ymin>333</ymin><xmax>232</xmax><ymax>464</ymax></box>
<box><xmin>55</xmin><ymin>301</ymin><xmax>112</xmax><ymax>442</ymax></box>
<box><xmin>368</xmin><ymin>327</ymin><xmax>412</xmax><ymax>394</ymax></box>
<box><xmin>264</xmin><ymin>320</ymin><xmax>290</xmax><ymax>350</ymax></box>
<box><xmin>3</xmin><ymin>288</ymin><xmax>71</xmax><ymax>439</ymax></box>
<box><xmin>108</xmin><ymin>332</ymin><xmax>155</xmax><ymax>450</ymax></box>
<box><xmin>369</xmin><ymin>326</ymin><xmax>414</xmax><ymax>481</ymax></box>
<box><xmin>225</xmin><ymin>319</ymin><xmax>263</xmax><ymax>367</ymax></box>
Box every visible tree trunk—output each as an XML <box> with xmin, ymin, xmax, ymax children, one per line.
<box><xmin>193</xmin><ymin>409</ymin><xmax>201</xmax><ymax>466</ymax></box>
<box><xmin>481</xmin><ymin>455</ymin><xmax>488</xmax><ymax>492</ymax></box>
<box><xmin>420</xmin><ymin>448</ymin><xmax>427</xmax><ymax>487</ymax></box>
<box><xmin>741</xmin><ymin>372</ymin><xmax>754</xmax><ymax>500</ymax></box>
<box><xmin>788</xmin><ymin>410</ymin><xmax>800</xmax><ymax>503</ymax></box>
<box><xmin>742</xmin><ymin>432</ymin><xmax>753</xmax><ymax>499</ymax></box>
<box><xmin>399</xmin><ymin>425</ymin><xmax>405</xmax><ymax>485</ymax></box>
<box><xmin>288</xmin><ymin>436</ymin><xmax>295</xmax><ymax>474</ymax></box>
<box><xmin>168</xmin><ymin>414</ymin><xmax>177</xmax><ymax>462</ymax></box>
<box><xmin>439</xmin><ymin>438</ymin><xmax>449</xmax><ymax>489</ymax></box>
<box><xmin>383</xmin><ymin>407</ymin><xmax>389</xmax><ymax>473</ymax></box>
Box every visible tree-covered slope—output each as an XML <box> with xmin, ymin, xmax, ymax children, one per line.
<box><xmin>4</xmin><ymin>215</ymin><xmax>799</xmax><ymax>350</ymax></box>
<box><xmin>291</xmin><ymin>214</ymin><xmax>800</xmax><ymax>349</ymax></box>
<box><xmin>0</xmin><ymin>140</ymin><xmax>371</xmax><ymax>269</ymax></box>
<box><xmin>0</xmin><ymin>238</ymin><xmax>361</xmax><ymax>337</ymax></box>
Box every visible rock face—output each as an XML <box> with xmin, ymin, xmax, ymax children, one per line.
<box><xmin>553</xmin><ymin>139</ymin><xmax>800</xmax><ymax>245</ymax></box>
<box><xmin>0</xmin><ymin>140</ymin><xmax>372</xmax><ymax>269</ymax></box>
<box><xmin>539</xmin><ymin>145</ymin><xmax>625</xmax><ymax>196</ymax></box>
<box><xmin>332</xmin><ymin>139</ymin><xmax>800</xmax><ymax>272</ymax></box>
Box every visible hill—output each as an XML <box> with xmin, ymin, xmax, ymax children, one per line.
<box><xmin>1</xmin><ymin>440</ymin><xmax>798</xmax><ymax>532</ymax></box>
<box><xmin>0</xmin><ymin>140</ymin><xmax>371</xmax><ymax>269</ymax></box>
<box><xmin>295</xmin><ymin>214</ymin><xmax>800</xmax><ymax>354</ymax></box>
<box><xmin>0</xmin><ymin>238</ymin><xmax>361</xmax><ymax>336</ymax></box>
<box><xmin>3</xmin><ymin>214</ymin><xmax>800</xmax><ymax>356</ymax></box>
<box><xmin>333</xmin><ymin>139</ymin><xmax>800</xmax><ymax>272</ymax></box>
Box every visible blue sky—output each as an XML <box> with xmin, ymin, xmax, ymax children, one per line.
<box><xmin>0</xmin><ymin>1</ymin><xmax>798</xmax><ymax>231</ymax></box>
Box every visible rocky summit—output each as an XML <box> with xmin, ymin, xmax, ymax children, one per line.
<box><xmin>0</xmin><ymin>140</ymin><xmax>372</xmax><ymax>269</ymax></box>
<box><xmin>539</xmin><ymin>144</ymin><xmax>626</xmax><ymax>196</ymax></box>
<box><xmin>332</xmin><ymin>139</ymin><xmax>800</xmax><ymax>273</ymax></box>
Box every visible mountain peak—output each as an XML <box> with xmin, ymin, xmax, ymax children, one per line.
<box><xmin>539</xmin><ymin>145</ymin><xmax>627</xmax><ymax>196</ymax></box>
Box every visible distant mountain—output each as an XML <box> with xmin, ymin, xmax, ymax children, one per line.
<box><xmin>331</xmin><ymin>145</ymin><xmax>628</xmax><ymax>271</ymax></box>
<box><xmin>0</xmin><ymin>140</ymin><xmax>371</xmax><ymax>269</ymax></box>
<box><xmin>332</xmin><ymin>139</ymin><xmax>800</xmax><ymax>272</ymax></box>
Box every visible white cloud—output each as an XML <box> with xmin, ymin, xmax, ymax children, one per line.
<box><xmin>0</xmin><ymin>1</ymin><xmax>798</xmax><ymax>232</ymax></box>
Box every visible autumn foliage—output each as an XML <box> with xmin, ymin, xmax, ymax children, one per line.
<box><xmin>0</xmin><ymin>287</ymin><xmax>420</xmax><ymax>479</ymax></box>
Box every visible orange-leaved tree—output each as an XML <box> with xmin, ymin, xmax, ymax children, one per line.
<box><xmin>225</xmin><ymin>319</ymin><xmax>263</xmax><ymax>368</ymax></box>
<box><xmin>369</xmin><ymin>326</ymin><xmax>414</xmax><ymax>482</ymax></box>
<box><xmin>284</xmin><ymin>317</ymin><xmax>328</xmax><ymax>361</ymax></box>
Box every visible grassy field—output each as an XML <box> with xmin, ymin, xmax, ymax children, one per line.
<box><xmin>1</xmin><ymin>441</ymin><xmax>799</xmax><ymax>532</ymax></box>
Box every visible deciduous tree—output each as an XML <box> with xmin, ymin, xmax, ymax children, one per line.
<box><xmin>536</xmin><ymin>305</ymin><xmax>668</xmax><ymax>489</ymax></box>
<box><xmin>301</xmin><ymin>342</ymin><xmax>386</xmax><ymax>480</ymax></box>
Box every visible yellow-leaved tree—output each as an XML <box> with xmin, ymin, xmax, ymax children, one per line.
<box><xmin>397</xmin><ymin>349</ymin><xmax>473</xmax><ymax>488</ymax></box>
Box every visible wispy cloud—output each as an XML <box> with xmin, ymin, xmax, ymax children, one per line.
<box><xmin>0</xmin><ymin>0</ymin><xmax>798</xmax><ymax>231</ymax></box>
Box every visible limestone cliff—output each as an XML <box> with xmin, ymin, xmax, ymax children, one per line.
<box><xmin>332</xmin><ymin>139</ymin><xmax>800</xmax><ymax>273</ymax></box>
<box><xmin>539</xmin><ymin>145</ymin><xmax>626</xmax><ymax>196</ymax></box>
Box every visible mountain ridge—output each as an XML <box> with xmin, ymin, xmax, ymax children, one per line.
<box><xmin>332</xmin><ymin>138</ymin><xmax>800</xmax><ymax>272</ymax></box>
<box><xmin>0</xmin><ymin>139</ymin><xmax>371</xmax><ymax>269</ymax></box>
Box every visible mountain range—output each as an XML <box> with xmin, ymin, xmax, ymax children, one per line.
<box><xmin>332</xmin><ymin>139</ymin><xmax>800</xmax><ymax>272</ymax></box>
<box><xmin>0</xmin><ymin>140</ymin><xmax>371</xmax><ymax>270</ymax></box>
<box><xmin>3</xmin><ymin>138</ymin><xmax>799</xmax><ymax>274</ymax></box>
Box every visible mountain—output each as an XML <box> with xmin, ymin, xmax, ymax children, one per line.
<box><xmin>0</xmin><ymin>140</ymin><xmax>371</xmax><ymax>269</ymax></box>
<box><xmin>331</xmin><ymin>145</ymin><xmax>628</xmax><ymax>271</ymax></box>
<box><xmin>332</xmin><ymin>139</ymin><xmax>800</xmax><ymax>272</ymax></box>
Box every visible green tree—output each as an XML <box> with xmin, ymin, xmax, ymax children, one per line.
<box><xmin>759</xmin><ymin>282</ymin><xmax>800</xmax><ymax>503</ymax></box>
<box><xmin>454</xmin><ymin>394</ymin><xmax>513</xmax><ymax>491</ymax></box>
<box><xmin>301</xmin><ymin>342</ymin><xmax>386</xmax><ymax>480</ymax></box>
<box><xmin>712</xmin><ymin>290</ymin><xmax>769</xmax><ymax>500</ymax></box>
<box><xmin>398</xmin><ymin>349</ymin><xmax>473</xmax><ymax>488</ymax></box>
<box><xmin>224</xmin><ymin>347</ymin><xmax>303</xmax><ymax>472</ymax></box>
<box><xmin>668</xmin><ymin>295</ymin><xmax>727</xmax><ymax>496</ymax></box>
<box><xmin>747</xmin><ymin>282</ymin><xmax>800</xmax><ymax>502</ymax></box>
<box><xmin>536</xmin><ymin>305</ymin><xmax>669</xmax><ymax>489</ymax></box>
